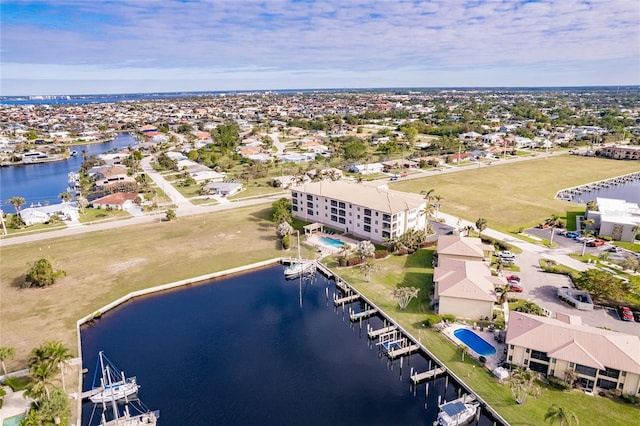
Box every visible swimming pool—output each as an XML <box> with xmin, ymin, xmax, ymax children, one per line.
<box><xmin>3</xmin><ymin>415</ymin><xmax>25</xmax><ymax>426</ymax></box>
<box><xmin>453</xmin><ymin>328</ymin><xmax>497</xmax><ymax>356</ymax></box>
<box><xmin>319</xmin><ymin>236</ymin><xmax>346</xmax><ymax>248</ymax></box>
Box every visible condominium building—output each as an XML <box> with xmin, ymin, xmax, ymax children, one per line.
<box><xmin>290</xmin><ymin>181</ymin><xmax>426</xmax><ymax>243</ymax></box>
<box><xmin>599</xmin><ymin>145</ymin><xmax>640</xmax><ymax>160</ymax></box>
<box><xmin>506</xmin><ymin>311</ymin><xmax>640</xmax><ymax>395</ymax></box>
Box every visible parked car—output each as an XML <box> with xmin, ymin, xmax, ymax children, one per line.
<box><xmin>505</xmin><ymin>275</ymin><xmax>520</xmax><ymax>282</ymax></box>
<box><xmin>634</xmin><ymin>311</ymin><xmax>640</xmax><ymax>322</ymax></box>
<box><xmin>619</xmin><ymin>306</ymin><xmax>634</xmax><ymax>321</ymax></box>
<box><xmin>587</xmin><ymin>239</ymin><xmax>605</xmax><ymax>247</ymax></box>
<box><xmin>509</xmin><ymin>284</ymin><xmax>524</xmax><ymax>293</ymax></box>
<box><xmin>537</xmin><ymin>223</ymin><xmax>549</xmax><ymax>229</ymax></box>
<box><xmin>389</xmin><ymin>176</ymin><xmax>398</xmax><ymax>181</ymax></box>
<box><xmin>565</xmin><ymin>232</ymin><xmax>579</xmax><ymax>239</ymax></box>
<box><xmin>498</xmin><ymin>251</ymin><xmax>516</xmax><ymax>258</ymax></box>
<box><xmin>606</xmin><ymin>246</ymin><xmax>619</xmax><ymax>253</ymax></box>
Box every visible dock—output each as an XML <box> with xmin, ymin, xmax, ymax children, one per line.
<box><xmin>80</xmin><ymin>388</ymin><xmax>101</xmax><ymax>400</ymax></box>
<box><xmin>367</xmin><ymin>325</ymin><xmax>397</xmax><ymax>339</ymax></box>
<box><xmin>386</xmin><ymin>343</ymin><xmax>420</xmax><ymax>359</ymax></box>
<box><xmin>349</xmin><ymin>308</ymin><xmax>378</xmax><ymax>322</ymax></box>
<box><xmin>410</xmin><ymin>367</ymin><xmax>447</xmax><ymax>384</ymax></box>
<box><xmin>333</xmin><ymin>294</ymin><xmax>360</xmax><ymax>306</ymax></box>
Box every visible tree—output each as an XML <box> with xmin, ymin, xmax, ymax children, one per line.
<box><xmin>58</xmin><ymin>192</ymin><xmax>72</xmax><ymax>202</ymax></box>
<box><xmin>392</xmin><ymin>286</ymin><xmax>420</xmax><ymax>310</ymax></box>
<box><xmin>165</xmin><ymin>208</ymin><xmax>177</xmax><ymax>221</ymax></box>
<box><xmin>475</xmin><ymin>217</ymin><xmax>488</xmax><ymax>238</ymax></box>
<box><xmin>574</xmin><ymin>269</ymin><xmax>624</xmax><ymax>301</ymax></box>
<box><xmin>359</xmin><ymin>257</ymin><xmax>379</xmax><ymax>282</ymax></box>
<box><xmin>0</xmin><ymin>346</ymin><xmax>16</xmax><ymax>375</ymax></box>
<box><xmin>586</xmin><ymin>200</ymin><xmax>598</xmax><ymax>212</ymax></box>
<box><xmin>44</xmin><ymin>340</ymin><xmax>71</xmax><ymax>391</ymax></box>
<box><xmin>276</xmin><ymin>222</ymin><xmax>293</xmax><ymax>251</ymax></box>
<box><xmin>509</xmin><ymin>368</ymin><xmax>541</xmax><ymax>405</ymax></box>
<box><xmin>356</xmin><ymin>240</ymin><xmax>375</xmax><ymax>260</ymax></box>
<box><xmin>514</xmin><ymin>301</ymin><xmax>546</xmax><ymax>316</ymax></box>
<box><xmin>580</xmin><ymin>218</ymin><xmax>595</xmax><ymax>256</ymax></box>
<box><xmin>24</xmin><ymin>258</ymin><xmax>66</xmax><ymax>288</ymax></box>
<box><xmin>433</xmin><ymin>195</ymin><xmax>444</xmax><ymax>219</ymax></box>
<box><xmin>620</xmin><ymin>254</ymin><xmax>639</xmax><ymax>272</ymax></box>
<box><xmin>545</xmin><ymin>214</ymin><xmax>564</xmax><ymax>228</ymax></box>
<box><xmin>459</xmin><ymin>344</ymin><xmax>468</xmax><ymax>362</ymax></box>
<box><xmin>7</xmin><ymin>196</ymin><xmax>26</xmax><ymax>212</ymax></box>
<box><xmin>271</xmin><ymin>198</ymin><xmax>292</xmax><ymax>224</ymax></box>
<box><xmin>545</xmin><ymin>404</ymin><xmax>579</xmax><ymax>425</ymax></box>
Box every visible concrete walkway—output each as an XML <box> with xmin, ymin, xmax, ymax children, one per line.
<box><xmin>0</xmin><ymin>387</ymin><xmax>32</xmax><ymax>423</ymax></box>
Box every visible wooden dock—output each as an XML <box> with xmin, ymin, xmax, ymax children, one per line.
<box><xmin>386</xmin><ymin>344</ymin><xmax>420</xmax><ymax>359</ymax></box>
<box><xmin>410</xmin><ymin>366</ymin><xmax>446</xmax><ymax>384</ymax></box>
<box><xmin>335</xmin><ymin>280</ymin><xmax>350</xmax><ymax>292</ymax></box>
<box><xmin>334</xmin><ymin>294</ymin><xmax>360</xmax><ymax>306</ymax></box>
<box><xmin>350</xmin><ymin>308</ymin><xmax>377</xmax><ymax>322</ymax></box>
<box><xmin>367</xmin><ymin>325</ymin><xmax>397</xmax><ymax>339</ymax></box>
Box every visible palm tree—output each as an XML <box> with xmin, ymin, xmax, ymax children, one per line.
<box><xmin>0</xmin><ymin>346</ymin><xmax>16</xmax><ymax>375</ymax></box>
<box><xmin>58</xmin><ymin>192</ymin><xmax>72</xmax><ymax>203</ymax></box>
<box><xmin>580</xmin><ymin>218</ymin><xmax>596</xmax><ymax>256</ymax></box>
<box><xmin>433</xmin><ymin>194</ymin><xmax>444</xmax><ymax>220</ymax></box>
<box><xmin>459</xmin><ymin>344</ymin><xmax>468</xmax><ymax>362</ymax></box>
<box><xmin>27</xmin><ymin>361</ymin><xmax>54</xmax><ymax>400</ymax></box>
<box><xmin>475</xmin><ymin>217</ymin><xmax>488</xmax><ymax>238</ymax></box>
<box><xmin>545</xmin><ymin>404</ymin><xmax>579</xmax><ymax>425</ymax></box>
<box><xmin>44</xmin><ymin>340</ymin><xmax>72</xmax><ymax>391</ymax></box>
<box><xmin>7</xmin><ymin>196</ymin><xmax>26</xmax><ymax>212</ymax></box>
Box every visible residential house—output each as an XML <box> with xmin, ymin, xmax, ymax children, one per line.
<box><xmin>506</xmin><ymin>311</ymin><xmax>640</xmax><ymax>395</ymax></box>
<box><xmin>19</xmin><ymin>202</ymin><xmax>80</xmax><ymax>226</ymax></box>
<box><xmin>435</xmin><ymin>235</ymin><xmax>494</xmax><ymax>264</ymax></box>
<box><xmin>290</xmin><ymin>180</ymin><xmax>426</xmax><ymax>244</ymax></box>
<box><xmin>347</xmin><ymin>163</ymin><xmax>385</xmax><ymax>175</ymax></box>
<box><xmin>91</xmin><ymin>192</ymin><xmax>140</xmax><ymax>210</ymax></box>
<box><xmin>93</xmin><ymin>165</ymin><xmax>136</xmax><ymax>189</ymax></box>
<box><xmin>203</xmin><ymin>181</ymin><xmax>243</xmax><ymax>197</ymax></box>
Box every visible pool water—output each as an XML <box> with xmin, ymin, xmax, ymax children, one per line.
<box><xmin>453</xmin><ymin>328</ymin><xmax>497</xmax><ymax>356</ymax></box>
<box><xmin>3</xmin><ymin>415</ymin><xmax>25</xmax><ymax>426</ymax></box>
<box><xmin>319</xmin><ymin>236</ymin><xmax>346</xmax><ymax>248</ymax></box>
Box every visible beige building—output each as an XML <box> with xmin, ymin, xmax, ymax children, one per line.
<box><xmin>433</xmin><ymin>257</ymin><xmax>499</xmax><ymax>320</ymax></box>
<box><xmin>506</xmin><ymin>311</ymin><xmax>640</xmax><ymax>395</ymax></box>
<box><xmin>599</xmin><ymin>145</ymin><xmax>640</xmax><ymax>160</ymax></box>
<box><xmin>289</xmin><ymin>181</ymin><xmax>426</xmax><ymax>244</ymax></box>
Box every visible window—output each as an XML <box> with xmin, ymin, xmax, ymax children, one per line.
<box><xmin>331</xmin><ymin>200</ymin><xmax>337</xmax><ymax>207</ymax></box>
<box><xmin>292</xmin><ymin>192</ymin><xmax>298</xmax><ymax>198</ymax></box>
<box><xmin>338</xmin><ymin>217</ymin><xmax>345</xmax><ymax>224</ymax></box>
<box><xmin>382</xmin><ymin>231</ymin><xmax>390</xmax><ymax>238</ymax></box>
<box><xmin>525</xmin><ymin>348</ymin><xmax>530</xmax><ymax>354</ymax></box>
<box><xmin>364</xmin><ymin>209</ymin><xmax>371</xmax><ymax>216</ymax></box>
<box><xmin>524</xmin><ymin>359</ymin><xmax>528</xmax><ymax>365</ymax></box>
<box><xmin>292</xmin><ymin>199</ymin><xmax>298</xmax><ymax>205</ymax></box>
<box><xmin>531</xmin><ymin>350</ymin><xmax>549</xmax><ymax>362</ymax></box>
<box><xmin>331</xmin><ymin>215</ymin><xmax>337</xmax><ymax>222</ymax></box>
<box><xmin>510</xmin><ymin>345</ymin><xmax>514</xmax><ymax>349</ymax></box>
<box><xmin>599</xmin><ymin>367</ymin><xmax>620</xmax><ymax>379</ymax></box>
<box><xmin>550</xmin><ymin>369</ymin><xmax>555</xmax><ymax>376</ymax></box>
<box><xmin>508</xmin><ymin>355</ymin><xmax>512</xmax><ymax>361</ymax></box>
<box><xmin>338</xmin><ymin>209</ymin><xmax>345</xmax><ymax>217</ymax></box>
<box><xmin>338</xmin><ymin>202</ymin><xmax>346</xmax><ymax>209</ymax></box>
<box><xmin>375</xmin><ymin>212</ymin><xmax>379</xmax><ymax>216</ymax></box>
<box><xmin>307</xmin><ymin>195</ymin><xmax>313</xmax><ymax>201</ymax></box>
<box><xmin>308</xmin><ymin>210</ymin><xmax>314</xmax><ymax>216</ymax></box>
<box><xmin>307</xmin><ymin>202</ymin><xmax>313</xmax><ymax>208</ymax></box>
<box><xmin>357</xmin><ymin>215</ymin><xmax>360</xmax><ymax>219</ymax></box>
<box><xmin>331</xmin><ymin>207</ymin><xmax>337</xmax><ymax>214</ymax></box>
<box><xmin>575</xmin><ymin>364</ymin><xmax>597</xmax><ymax>377</ymax></box>
<box><xmin>375</xmin><ymin>220</ymin><xmax>378</xmax><ymax>225</ymax></box>
<box><xmin>292</xmin><ymin>205</ymin><xmax>298</xmax><ymax>212</ymax></box>
<box><xmin>364</xmin><ymin>225</ymin><xmax>371</xmax><ymax>232</ymax></box>
<box><xmin>364</xmin><ymin>217</ymin><xmax>371</xmax><ymax>224</ymax></box>
<box><xmin>383</xmin><ymin>214</ymin><xmax>391</xmax><ymax>221</ymax></box>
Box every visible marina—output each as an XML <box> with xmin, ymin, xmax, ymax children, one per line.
<box><xmin>555</xmin><ymin>171</ymin><xmax>640</xmax><ymax>204</ymax></box>
<box><xmin>79</xmin><ymin>263</ymin><xmax>506</xmax><ymax>425</ymax></box>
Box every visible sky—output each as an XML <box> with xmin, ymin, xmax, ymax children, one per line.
<box><xmin>1</xmin><ymin>0</ymin><xmax>639</xmax><ymax>96</ymax></box>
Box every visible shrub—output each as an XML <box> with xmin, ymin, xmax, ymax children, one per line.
<box><xmin>3</xmin><ymin>376</ymin><xmax>31</xmax><ymax>391</ymax></box>
<box><xmin>396</xmin><ymin>248</ymin><xmax>409</xmax><ymax>256</ymax></box>
<box><xmin>548</xmin><ymin>376</ymin><xmax>571</xmax><ymax>391</ymax></box>
<box><xmin>282</xmin><ymin>234</ymin><xmax>290</xmax><ymax>250</ymax></box>
<box><xmin>346</xmin><ymin>256</ymin><xmax>363</xmax><ymax>267</ymax></box>
<box><xmin>374</xmin><ymin>249</ymin><xmax>389</xmax><ymax>259</ymax></box>
<box><xmin>441</xmin><ymin>314</ymin><xmax>456</xmax><ymax>323</ymax></box>
<box><xmin>621</xmin><ymin>393</ymin><xmax>640</xmax><ymax>406</ymax></box>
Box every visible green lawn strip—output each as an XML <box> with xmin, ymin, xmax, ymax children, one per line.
<box><xmin>227</xmin><ymin>187</ymin><xmax>285</xmax><ymax>200</ymax></box>
<box><xmin>613</xmin><ymin>241</ymin><xmax>640</xmax><ymax>253</ymax></box>
<box><xmin>390</xmin><ymin>156</ymin><xmax>640</xmax><ymax>233</ymax></box>
<box><xmin>78</xmin><ymin>208</ymin><xmax>131</xmax><ymax>223</ymax></box>
<box><xmin>329</xmin><ymin>251</ymin><xmax>639</xmax><ymax>425</ymax></box>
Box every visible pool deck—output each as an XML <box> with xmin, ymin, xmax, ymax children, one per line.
<box><xmin>442</xmin><ymin>323</ymin><xmax>507</xmax><ymax>372</ymax></box>
<box><xmin>305</xmin><ymin>232</ymin><xmax>357</xmax><ymax>255</ymax></box>
<box><xmin>0</xmin><ymin>387</ymin><xmax>32</xmax><ymax>424</ymax></box>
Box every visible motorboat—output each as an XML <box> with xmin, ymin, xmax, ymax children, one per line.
<box><xmin>434</xmin><ymin>398</ymin><xmax>480</xmax><ymax>426</ymax></box>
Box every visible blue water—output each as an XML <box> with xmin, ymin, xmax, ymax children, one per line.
<box><xmin>2</xmin><ymin>415</ymin><xmax>24</xmax><ymax>426</ymax></box>
<box><xmin>0</xmin><ymin>133</ymin><xmax>138</xmax><ymax>212</ymax></box>
<box><xmin>453</xmin><ymin>329</ymin><xmax>497</xmax><ymax>357</ymax></box>
<box><xmin>80</xmin><ymin>266</ymin><xmax>497</xmax><ymax>426</ymax></box>
<box><xmin>571</xmin><ymin>179</ymin><xmax>640</xmax><ymax>205</ymax></box>
<box><xmin>320</xmin><ymin>236</ymin><xmax>346</xmax><ymax>248</ymax></box>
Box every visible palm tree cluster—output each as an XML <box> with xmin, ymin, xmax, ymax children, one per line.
<box><xmin>23</xmin><ymin>341</ymin><xmax>72</xmax><ymax>424</ymax></box>
<box><xmin>382</xmin><ymin>229</ymin><xmax>427</xmax><ymax>254</ymax></box>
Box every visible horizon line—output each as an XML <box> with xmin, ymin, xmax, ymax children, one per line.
<box><xmin>2</xmin><ymin>84</ymin><xmax>639</xmax><ymax>99</ymax></box>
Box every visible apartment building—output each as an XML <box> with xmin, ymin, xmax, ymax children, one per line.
<box><xmin>506</xmin><ymin>311</ymin><xmax>640</xmax><ymax>395</ymax></box>
<box><xmin>290</xmin><ymin>181</ymin><xmax>426</xmax><ymax>244</ymax></box>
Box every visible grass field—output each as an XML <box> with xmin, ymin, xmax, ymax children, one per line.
<box><xmin>391</xmin><ymin>155</ymin><xmax>640</xmax><ymax>233</ymax></box>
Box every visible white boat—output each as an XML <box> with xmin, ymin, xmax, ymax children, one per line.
<box><xmin>89</xmin><ymin>351</ymin><xmax>140</xmax><ymax>404</ymax></box>
<box><xmin>435</xmin><ymin>398</ymin><xmax>480</xmax><ymax>426</ymax></box>
<box><xmin>283</xmin><ymin>230</ymin><xmax>315</xmax><ymax>279</ymax></box>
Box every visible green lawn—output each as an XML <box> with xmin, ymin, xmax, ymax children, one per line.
<box><xmin>390</xmin><ymin>156</ymin><xmax>640</xmax><ymax>233</ymax></box>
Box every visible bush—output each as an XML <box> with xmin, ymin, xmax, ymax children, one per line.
<box><xmin>282</xmin><ymin>234</ymin><xmax>290</xmax><ymax>250</ymax></box>
<box><xmin>346</xmin><ymin>256</ymin><xmax>363</xmax><ymax>267</ymax></box>
<box><xmin>374</xmin><ymin>249</ymin><xmax>389</xmax><ymax>259</ymax></box>
<box><xmin>441</xmin><ymin>314</ymin><xmax>456</xmax><ymax>323</ymax></box>
<box><xmin>548</xmin><ymin>376</ymin><xmax>571</xmax><ymax>391</ymax></box>
<box><xmin>3</xmin><ymin>375</ymin><xmax>31</xmax><ymax>391</ymax></box>
<box><xmin>621</xmin><ymin>393</ymin><xmax>640</xmax><ymax>406</ymax></box>
<box><xmin>396</xmin><ymin>248</ymin><xmax>409</xmax><ymax>256</ymax></box>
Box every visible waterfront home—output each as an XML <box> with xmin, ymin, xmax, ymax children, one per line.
<box><xmin>93</xmin><ymin>165</ymin><xmax>136</xmax><ymax>189</ymax></box>
<box><xmin>347</xmin><ymin>162</ymin><xmax>384</xmax><ymax>175</ymax></box>
<box><xmin>433</xmin><ymin>257</ymin><xmax>499</xmax><ymax>320</ymax></box>
<box><xmin>506</xmin><ymin>311</ymin><xmax>640</xmax><ymax>395</ymax></box>
<box><xmin>19</xmin><ymin>202</ymin><xmax>79</xmax><ymax>226</ymax></box>
<box><xmin>202</xmin><ymin>181</ymin><xmax>243</xmax><ymax>197</ymax></box>
<box><xmin>586</xmin><ymin>197</ymin><xmax>640</xmax><ymax>242</ymax></box>
<box><xmin>91</xmin><ymin>192</ymin><xmax>140</xmax><ymax>210</ymax></box>
<box><xmin>289</xmin><ymin>180</ymin><xmax>425</xmax><ymax>244</ymax></box>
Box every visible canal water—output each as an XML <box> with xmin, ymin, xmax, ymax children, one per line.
<box><xmin>570</xmin><ymin>179</ymin><xmax>640</xmax><ymax>205</ymax></box>
<box><xmin>80</xmin><ymin>266</ymin><xmax>497</xmax><ymax>426</ymax></box>
<box><xmin>0</xmin><ymin>133</ymin><xmax>138</xmax><ymax>213</ymax></box>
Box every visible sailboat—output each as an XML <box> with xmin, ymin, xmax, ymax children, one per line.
<box><xmin>89</xmin><ymin>351</ymin><xmax>139</xmax><ymax>404</ymax></box>
<box><xmin>283</xmin><ymin>230</ymin><xmax>315</xmax><ymax>279</ymax></box>
<box><xmin>88</xmin><ymin>351</ymin><xmax>159</xmax><ymax>426</ymax></box>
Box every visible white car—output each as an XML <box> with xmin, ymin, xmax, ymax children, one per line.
<box><xmin>498</xmin><ymin>251</ymin><xmax>516</xmax><ymax>258</ymax></box>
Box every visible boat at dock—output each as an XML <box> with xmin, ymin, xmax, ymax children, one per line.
<box><xmin>88</xmin><ymin>351</ymin><xmax>140</xmax><ymax>404</ymax></box>
<box><xmin>283</xmin><ymin>231</ymin><xmax>316</xmax><ymax>279</ymax></box>
<box><xmin>434</xmin><ymin>396</ymin><xmax>480</xmax><ymax>426</ymax></box>
<box><xmin>87</xmin><ymin>351</ymin><xmax>159</xmax><ymax>426</ymax></box>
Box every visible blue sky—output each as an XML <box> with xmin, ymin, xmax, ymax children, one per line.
<box><xmin>1</xmin><ymin>0</ymin><xmax>638</xmax><ymax>95</ymax></box>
